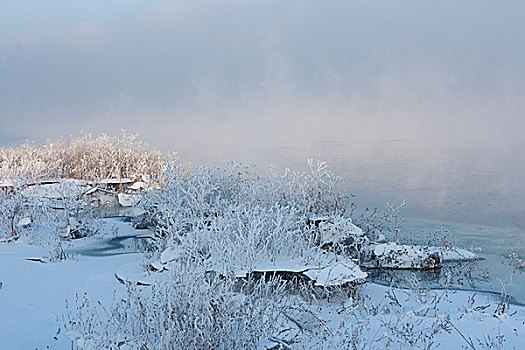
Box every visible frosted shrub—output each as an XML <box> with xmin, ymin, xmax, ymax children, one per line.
<box><xmin>173</xmin><ymin>203</ymin><xmax>318</xmax><ymax>276</ymax></box>
<box><xmin>505</xmin><ymin>252</ymin><xmax>525</xmax><ymax>270</ymax></box>
<box><xmin>66</xmin><ymin>160</ymin><xmax>366</xmax><ymax>348</ymax></box>
<box><xmin>33</xmin><ymin>225</ymin><xmax>70</xmax><ymax>262</ymax></box>
<box><xmin>0</xmin><ymin>179</ymin><xmax>101</xmax><ymax>259</ymax></box>
<box><xmin>0</xmin><ymin>181</ymin><xmax>40</xmax><ymax>240</ymax></box>
<box><xmin>141</xmin><ymin>160</ymin><xmax>355</xmax><ymax>239</ymax></box>
<box><xmin>140</xmin><ymin>160</ymin><xmax>360</xmax><ymax>274</ymax></box>
<box><xmin>0</xmin><ymin>131</ymin><xmax>178</xmax><ymax>183</ymax></box>
<box><xmin>279</xmin><ymin>159</ymin><xmax>354</xmax><ymax>217</ymax></box>
<box><xmin>66</xmin><ymin>261</ymin><xmax>289</xmax><ymax>349</ymax></box>
<box><xmin>0</xmin><ymin>192</ymin><xmax>22</xmax><ymax>240</ymax></box>
<box><xmin>40</xmin><ymin>181</ymin><xmax>102</xmax><ymax>239</ymax></box>
<box><xmin>0</xmin><ymin>189</ymin><xmax>16</xmax><ymax>238</ymax></box>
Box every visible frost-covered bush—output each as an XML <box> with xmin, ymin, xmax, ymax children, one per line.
<box><xmin>66</xmin><ymin>261</ymin><xmax>290</xmax><ymax>349</ymax></box>
<box><xmin>314</xmin><ymin>286</ymin><xmax>452</xmax><ymax>350</ymax></box>
<box><xmin>64</xmin><ymin>160</ymin><xmax>369</xmax><ymax>348</ymax></box>
<box><xmin>0</xmin><ymin>179</ymin><xmax>102</xmax><ymax>260</ymax></box>
<box><xmin>0</xmin><ymin>193</ymin><xmax>23</xmax><ymax>240</ymax></box>
<box><xmin>0</xmin><ymin>182</ymin><xmax>40</xmax><ymax>240</ymax></box>
<box><xmin>0</xmin><ymin>131</ymin><xmax>178</xmax><ymax>182</ymax></box>
<box><xmin>64</xmin><ymin>159</ymin><xmax>520</xmax><ymax>349</ymax></box>
<box><xmin>142</xmin><ymin>160</ymin><xmax>354</xmax><ymax>235</ymax></box>
<box><xmin>38</xmin><ymin>181</ymin><xmax>102</xmax><ymax>239</ymax></box>
<box><xmin>139</xmin><ymin>160</ymin><xmax>362</xmax><ymax>275</ymax></box>
<box><xmin>143</xmin><ymin>160</ymin><xmax>352</xmax><ymax>225</ymax></box>
<box><xmin>27</xmin><ymin>181</ymin><xmax>105</xmax><ymax>260</ymax></box>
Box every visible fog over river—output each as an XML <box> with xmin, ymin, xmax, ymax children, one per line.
<box><xmin>2</xmin><ymin>1</ymin><xmax>524</xmax><ymax>279</ymax></box>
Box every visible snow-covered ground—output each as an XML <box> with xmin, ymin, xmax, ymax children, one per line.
<box><xmin>0</xmin><ymin>219</ymin><xmax>145</xmax><ymax>349</ymax></box>
<box><xmin>1</xmin><ymin>162</ymin><xmax>524</xmax><ymax>349</ymax></box>
<box><xmin>1</xmin><ymin>218</ymin><xmax>524</xmax><ymax>349</ymax></box>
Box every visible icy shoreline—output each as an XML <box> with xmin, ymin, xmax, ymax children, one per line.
<box><xmin>1</xmin><ymin>163</ymin><xmax>524</xmax><ymax>349</ymax></box>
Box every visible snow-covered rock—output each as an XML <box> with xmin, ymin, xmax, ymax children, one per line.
<box><xmin>147</xmin><ymin>245</ymin><xmax>185</xmax><ymax>272</ymax></box>
<box><xmin>115</xmin><ymin>260</ymin><xmax>153</xmax><ymax>286</ymax></box>
<box><xmin>365</xmin><ymin>242</ymin><xmax>480</xmax><ymax>270</ymax></box>
<box><xmin>310</xmin><ymin>216</ymin><xmax>365</xmax><ymax>248</ymax></box>
<box><xmin>159</xmin><ymin>245</ymin><xmax>184</xmax><ymax>264</ymax></box>
<box><xmin>303</xmin><ymin>261</ymin><xmax>368</xmax><ymax>287</ymax></box>
<box><xmin>374</xmin><ymin>233</ymin><xmax>388</xmax><ymax>243</ymax></box>
<box><xmin>235</xmin><ymin>257</ymin><xmax>319</xmax><ymax>277</ymax></box>
<box><xmin>318</xmin><ymin>216</ymin><xmax>363</xmax><ymax>246</ymax></box>
<box><xmin>150</xmin><ymin>261</ymin><xmax>166</xmax><ymax>272</ymax></box>
<box><xmin>118</xmin><ymin>193</ymin><xmax>140</xmax><ymax>207</ymax></box>
<box><xmin>366</xmin><ymin>243</ymin><xmax>442</xmax><ymax>269</ymax></box>
<box><xmin>234</xmin><ymin>253</ymin><xmax>368</xmax><ymax>288</ymax></box>
<box><xmin>151</xmin><ymin>248</ymin><xmax>368</xmax><ymax>289</ymax></box>
<box><xmin>131</xmin><ymin>207</ymin><xmax>146</xmax><ymax>217</ymax></box>
<box><xmin>435</xmin><ymin>247</ymin><xmax>478</xmax><ymax>261</ymax></box>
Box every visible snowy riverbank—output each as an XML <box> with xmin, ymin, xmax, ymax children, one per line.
<box><xmin>1</xmin><ymin>218</ymin><xmax>523</xmax><ymax>349</ymax></box>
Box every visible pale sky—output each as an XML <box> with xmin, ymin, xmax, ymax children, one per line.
<box><xmin>1</xmin><ymin>1</ymin><xmax>524</xmax><ymax>154</ymax></box>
